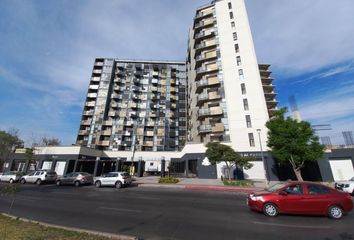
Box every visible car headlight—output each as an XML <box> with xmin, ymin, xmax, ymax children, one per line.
<box><xmin>250</xmin><ymin>195</ymin><xmax>263</xmax><ymax>201</ymax></box>
<box><xmin>344</xmin><ymin>184</ymin><xmax>350</xmax><ymax>188</ymax></box>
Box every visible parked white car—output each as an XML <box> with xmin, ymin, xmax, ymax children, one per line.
<box><xmin>20</xmin><ymin>170</ymin><xmax>57</xmax><ymax>185</ymax></box>
<box><xmin>94</xmin><ymin>172</ymin><xmax>132</xmax><ymax>189</ymax></box>
<box><xmin>335</xmin><ymin>177</ymin><xmax>354</xmax><ymax>195</ymax></box>
<box><xmin>0</xmin><ymin>171</ymin><xmax>21</xmax><ymax>183</ymax></box>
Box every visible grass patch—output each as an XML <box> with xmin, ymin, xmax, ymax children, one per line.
<box><xmin>0</xmin><ymin>214</ymin><xmax>117</xmax><ymax>240</ymax></box>
<box><xmin>159</xmin><ymin>177</ymin><xmax>179</xmax><ymax>184</ymax></box>
<box><xmin>223</xmin><ymin>180</ymin><xmax>254</xmax><ymax>187</ymax></box>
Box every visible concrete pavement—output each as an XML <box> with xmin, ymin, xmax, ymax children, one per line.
<box><xmin>134</xmin><ymin>176</ymin><xmax>267</xmax><ymax>193</ymax></box>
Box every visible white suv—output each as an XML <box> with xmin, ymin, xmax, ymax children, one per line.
<box><xmin>94</xmin><ymin>172</ymin><xmax>132</xmax><ymax>189</ymax></box>
<box><xmin>20</xmin><ymin>170</ymin><xmax>57</xmax><ymax>185</ymax></box>
<box><xmin>335</xmin><ymin>177</ymin><xmax>354</xmax><ymax>195</ymax></box>
<box><xmin>0</xmin><ymin>171</ymin><xmax>21</xmax><ymax>183</ymax></box>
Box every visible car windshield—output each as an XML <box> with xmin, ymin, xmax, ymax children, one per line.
<box><xmin>80</xmin><ymin>172</ymin><xmax>89</xmax><ymax>176</ymax></box>
<box><xmin>265</xmin><ymin>182</ymin><xmax>288</xmax><ymax>192</ymax></box>
<box><xmin>350</xmin><ymin>177</ymin><xmax>354</xmax><ymax>181</ymax></box>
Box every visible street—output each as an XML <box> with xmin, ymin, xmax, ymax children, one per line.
<box><xmin>0</xmin><ymin>183</ymin><xmax>353</xmax><ymax>240</ymax></box>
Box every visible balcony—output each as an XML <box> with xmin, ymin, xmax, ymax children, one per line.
<box><xmin>146</xmin><ymin>131</ymin><xmax>154</xmax><ymax>137</ymax></box>
<box><xmin>266</xmin><ymin>99</ymin><xmax>279</xmax><ymax>108</ymax></box>
<box><xmin>152</xmin><ymin>79</ymin><xmax>158</xmax><ymax>85</ymax></box>
<box><xmin>151</xmin><ymin>87</ymin><xmax>158</xmax><ymax>92</ymax></box>
<box><xmin>194</xmin><ymin>28</ymin><xmax>216</xmax><ymax>41</ymax></box>
<box><xmin>143</xmin><ymin>141</ymin><xmax>154</xmax><ymax>147</ymax></box>
<box><xmin>196</xmin><ymin>93</ymin><xmax>209</xmax><ymax>105</ymax></box>
<box><xmin>108</xmin><ymin>111</ymin><xmax>116</xmax><ymax>117</ymax></box>
<box><xmin>102</xmin><ymin>130</ymin><xmax>112</xmax><ymax>136</ymax></box>
<box><xmin>194</xmin><ymin>18</ymin><xmax>215</xmax><ymax>29</ymax></box>
<box><xmin>83</xmin><ymin>110</ymin><xmax>94</xmax><ymax>116</ymax></box>
<box><xmin>89</xmin><ymin>85</ymin><xmax>99</xmax><ymax>90</ymax></box>
<box><xmin>196</xmin><ymin>50</ymin><xmax>217</xmax><ymax>63</ymax></box>
<box><xmin>103</xmin><ymin>120</ymin><xmax>113</xmax><ymax>126</ymax></box>
<box><xmin>196</xmin><ymin>63</ymin><xmax>218</xmax><ymax>77</ymax></box>
<box><xmin>195</xmin><ymin>39</ymin><xmax>218</xmax><ymax>53</ymax></box>
<box><xmin>87</xmin><ymin>93</ymin><xmax>97</xmax><ymax>98</ymax></box>
<box><xmin>85</xmin><ymin>101</ymin><xmax>95</xmax><ymax>107</ymax></box>
<box><xmin>124</xmin><ymin>121</ymin><xmax>133</xmax><ymax>126</ymax></box>
<box><xmin>170</xmin><ymin>87</ymin><xmax>177</xmax><ymax>93</ymax></box>
<box><xmin>197</xmin><ymin>108</ymin><xmax>210</xmax><ymax>119</ymax></box>
<box><xmin>198</xmin><ymin>124</ymin><xmax>212</xmax><ymax>134</ymax></box>
<box><xmin>81</xmin><ymin>120</ymin><xmax>92</xmax><ymax>126</ymax></box>
<box><xmin>92</xmin><ymin>69</ymin><xmax>102</xmax><ymax>74</ymax></box>
<box><xmin>113</xmin><ymin>86</ymin><xmax>120</xmax><ymax>92</ymax></box>
<box><xmin>98</xmin><ymin>140</ymin><xmax>110</xmax><ymax>146</ymax></box>
<box><xmin>94</xmin><ymin>62</ymin><xmax>104</xmax><ymax>67</ymax></box>
<box><xmin>196</xmin><ymin>76</ymin><xmax>219</xmax><ymax>93</ymax></box>
<box><xmin>90</xmin><ymin>77</ymin><xmax>100</xmax><ymax>82</ymax></box>
<box><xmin>211</xmin><ymin>123</ymin><xmax>225</xmax><ymax>133</ymax></box>
<box><xmin>194</xmin><ymin>7</ymin><xmax>214</xmax><ymax>21</ymax></box>
<box><xmin>78</xmin><ymin>130</ymin><xmax>89</xmax><ymax>135</ymax></box>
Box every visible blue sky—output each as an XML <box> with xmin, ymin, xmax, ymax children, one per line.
<box><xmin>0</xmin><ymin>0</ymin><xmax>354</xmax><ymax>146</ymax></box>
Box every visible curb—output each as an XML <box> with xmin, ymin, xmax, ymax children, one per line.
<box><xmin>1</xmin><ymin>213</ymin><xmax>138</xmax><ymax>240</ymax></box>
<box><xmin>137</xmin><ymin>183</ymin><xmax>260</xmax><ymax>194</ymax></box>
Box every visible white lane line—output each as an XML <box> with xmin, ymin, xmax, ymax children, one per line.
<box><xmin>99</xmin><ymin>206</ymin><xmax>143</xmax><ymax>213</ymax></box>
<box><xmin>252</xmin><ymin>221</ymin><xmax>332</xmax><ymax>229</ymax></box>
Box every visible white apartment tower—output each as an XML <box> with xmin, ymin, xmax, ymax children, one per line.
<box><xmin>187</xmin><ymin>0</ymin><xmax>277</xmax><ymax>155</ymax></box>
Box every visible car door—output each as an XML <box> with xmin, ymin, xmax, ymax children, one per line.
<box><xmin>276</xmin><ymin>184</ymin><xmax>306</xmax><ymax>213</ymax></box>
<box><xmin>100</xmin><ymin>174</ymin><xmax>109</xmax><ymax>186</ymax></box>
<box><xmin>302</xmin><ymin>184</ymin><xmax>332</xmax><ymax>214</ymax></box>
<box><xmin>30</xmin><ymin>171</ymin><xmax>41</xmax><ymax>183</ymax></box>
<box><xmin>62</xmin><ymin>173</ymin><xmax>73</xmax><ymax>184</ymax></box>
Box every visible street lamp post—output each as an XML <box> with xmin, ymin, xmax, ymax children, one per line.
<box><xmin>256</xmin><ymin>129</ymin><xmax>268</xmax><ymax>184</ymax></box>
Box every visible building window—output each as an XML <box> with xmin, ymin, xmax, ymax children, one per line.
<box><xmin>248</xmin><ymin>133</ymin><xmax>255</xmax><ymax>147</ymax></box>
<box><xmin>228</xmin><ymin>2</ymin><xmax>232</xmax><ymax>9</ymax></box>
<box><xmin>236</xmin><ymin>56</ymin><xmax>242</xmax><ymax>66</ymax></box>
<box><xmin>238</xmin><ymin>69</ymin><xmax>244</xmax><ymax>79</ymax></box>
<box><xmin>246</xmin><ymin>115</ymin><xmax>252</xmax><ymax>128</ymax></box>
<box><xmin>241</xmin><ymin>83</ymin><xmax>246</xmax><ymax>94</ymax></box>
<box><xmin>233</xmin><ymin>32</ymin><xmax>238</xmax><ymax>41</ymax></box>
<box><xmin>243</xmin><ymin>98</ymin><xmax>249</xmax><ymax>110</ymax></box>
<box><xmin>234</xmin><ymin>44</ymin><xmax>239</xmax><ymax>53</ymax></box>
<box><xmin>231</xmin><ymin>21</ymin><xmax>235</xmax><ymax>28</ymax></box>
<box><xmin>229</xmin><ymin>12</ymin><xmax>234</xmax><ymax>19</ymax></box>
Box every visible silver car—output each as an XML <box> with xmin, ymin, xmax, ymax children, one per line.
<box><xmin>56</xmin><ymin>172</ymin><xmax>93</xmax><ymax>187</ymax></box>
<box><xmin>20</xmin><ymin>170</ymin><xmax>57</xmax><ymax>185</ymax></box>
<box><xmin>0</xmin><ymin>171</ymin><xmax>21</xmax><ymax>183</ymax></box>
<box><xmin>94</xmin><ymin>172</ymin><xmax>132</xmax><ymax>189</ymax></box>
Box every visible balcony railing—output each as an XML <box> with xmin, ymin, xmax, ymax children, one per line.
<box><xmin>198</xmin><ymin>124</ymin><xmax>212</xmax><ymax>133</ymax></box>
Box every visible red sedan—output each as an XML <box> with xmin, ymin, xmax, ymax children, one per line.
<box><xmin>247</xmin><ymin>181</ymin><xmax>353</xmax><ymax>219</ymax></box>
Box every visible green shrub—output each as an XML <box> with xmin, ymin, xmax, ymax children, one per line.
<box><xmin>159</xmin><ymin>177</ymin><xmax>179</xmax><ymax>184</ymax></box>
<box><xmin>223</xmin><ymin>180</ymin><xmax>254</xmax><ymax>187</ymax></box>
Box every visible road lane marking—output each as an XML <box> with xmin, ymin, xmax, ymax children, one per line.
<box><xmin>99</xmin><ymin>206</ymin><xmax>142</xmax><ymax>213</ymax></box>
<box><xmin>252</xmin><ymin>221</ymin><xmax>332</xmax><ymax>229</ymax></box>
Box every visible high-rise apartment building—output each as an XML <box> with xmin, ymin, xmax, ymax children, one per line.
<box><xmin>186</xmin><ymin>0</ymin><xmax>277</xmax><ymax>152</ymax></box>
<box><xmin>76</xmin><ymin>59</ymin><xmax>187</xmax><ymax>152</ymax></box>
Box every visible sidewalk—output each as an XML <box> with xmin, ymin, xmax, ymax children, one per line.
<box><xmin>133</xmin><ymin>176</ymin><xmax>265</xmax><ymax>194</ymax></box>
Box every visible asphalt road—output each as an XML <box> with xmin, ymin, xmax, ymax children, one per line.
<box><xmin>0</xmin><ymin>183</ymin><xmax>353</xmax><ymax>240</ymax></box>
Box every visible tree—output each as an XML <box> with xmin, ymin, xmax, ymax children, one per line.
<box><xmin>266</xmin><ymin>108</ymin><xmax>325</xmax><ymax>181</ymax></box>
<box><xmin>27</xmin><ymin>134</ymin><xmax>61</xmax><ymax>147</ymax></box>
<box><xmin>205</xmin><ymin>142</ymin><xmax>254</xmax><ymax>181</ymax></box>
<box><xmin>0</xmin><ymin>129</ymin><xmax>24</xmax><ymax>172</ymax></box>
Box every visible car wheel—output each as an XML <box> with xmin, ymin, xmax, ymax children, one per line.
<box><xmin>115</xmin><ymin>181</ymin><xmax>122</xmax><ymax>189</ymax></box>
<box><xmin>9</xmin><ymin>179</ymin><xmax>14</xmax><ymax>184</ymax></box>
<box><xmin>95</xmin><ymin>181</ymin><xmax>101</xmax><ymax>188</ymax></box>
<box><xmin>328</xmin><ymin>205</ymin><xmax>343</xmax><ymax>219</ymax></box>
<box><xmin>20</xmin><ymin>178</ymin><xmax>26</xmax><ymax>184</ymax></box>
<box><xmin>36</xmin><ymin>179</ymin><xmax>42</xmax><ymax>185</ymax></box>
<box><xmin>74</xmin><ymin>181</ymin><xmax>80</xmax><ymax>187</ymax></box>
<box><xmin>263</xmin><ymin>203</ymin><xmax>278</xmax><ymax>217</ymax></box>
<box><xmin>56</xmin><ymin>180</ymin><xmax>61</xmax><ymax>186</ymax></box>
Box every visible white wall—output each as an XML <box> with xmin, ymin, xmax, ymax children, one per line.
<box><xmin>215</xmin><ymin>0</ymin><xmax>269</xmax><ymax>153</ymax></box>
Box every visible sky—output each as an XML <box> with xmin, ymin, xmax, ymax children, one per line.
<box><xmin>0</xmin><ymin>0</ymin><xmax>354</xmax><ymax>146</ymax></box>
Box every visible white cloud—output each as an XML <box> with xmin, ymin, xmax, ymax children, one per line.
<box><xmin>247</xmin><ymin>0</ymin><xmax>354</xmax><ymax>74</ymax></box>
